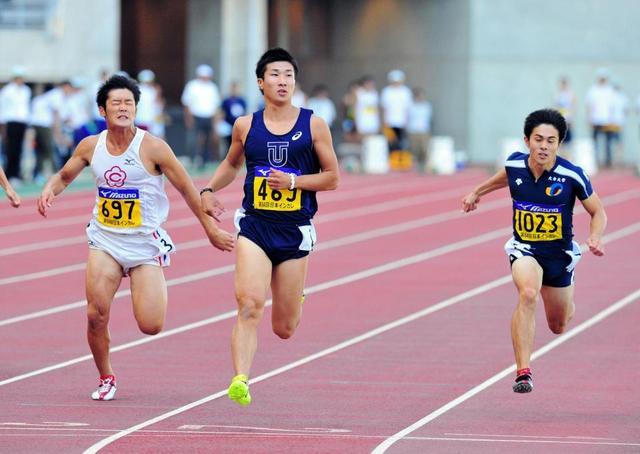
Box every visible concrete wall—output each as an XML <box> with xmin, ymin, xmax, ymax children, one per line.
<box><xmin>292</xmin><ymin>0</ymin><xmax>640</xmax><ymax>165</ymax></box>
<box><xmin>186</xmin><ymin>0</ymin><xmax>222</xmax><ymax>83</ymax></box>
<box><xmin>0</xmin><ymin>0</ymin><xmax>119</xmax><ymax>82</ymax></box>
<box><xmin>220</xmin><ymin>0</ymin><xmax>268</xmax><ymax>111</ymax></box>
<box><xmin>292</xmin><ymin>0</ymin><xmax>470</xmax><ymax>148</ymax></box>
<box><xmin>468</xmin><ymin>0</ymin><xmax>640</xmax><ymax>164</ymax></box>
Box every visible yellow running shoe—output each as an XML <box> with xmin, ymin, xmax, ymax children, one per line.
<box><xmin>228</xmin><ymin>374</ymin><xmax>251</xmax><ymax>406</ymax></box>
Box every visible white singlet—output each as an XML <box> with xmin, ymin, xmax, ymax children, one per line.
<box><xmin>90</xmin><ymin>128</ymin><xmax>169</xmax><ymax>235</ymax></box>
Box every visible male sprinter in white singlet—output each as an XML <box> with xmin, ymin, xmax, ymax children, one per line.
<box><xmin>462</xmin><ymin>109</ymin><xmax>606</xmax><ymax>394</ymax></box>
<box><xmin>38</xmin><ymin>75</ymin><xmax>234</xmax><ymax>401</ymax></box>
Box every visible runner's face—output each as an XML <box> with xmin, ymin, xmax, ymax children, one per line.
<box><xmin>525</xmin><ymin>124</ymin><xmax>559</xmax><ymax>167</ymax></box>
<box><xmin>258</xmin><ymin>62</ymin><xmax>295</xmax><ymax>103</ymax></box>
<box><xmin>100</xmin><ymin>88</ymin><xmax>136</xmax><ymax>127</ymax></box>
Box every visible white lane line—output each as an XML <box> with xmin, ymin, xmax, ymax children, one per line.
<box><xmin>0</xmin><ymin>197</ymin><xmax>510</xmax><ymax>324</ymax></box>
<box><xmin>0</xmin><ymin>236</ymin><xmax>86</xmax><ymax>257</ymax></box>
<box><xmin>4</xmin><ymin>184</ymin><xmax>637</xmax><ymax>320</ymax></box>
<box><xmin>370</xmin><ymin>288</ymin><xmax>640</xmax><ymax>453</ymax></box>
<box><xmin>2</xmin><ymin>217</ymin><xmax>640</xmax><ymax>386</ymax></box>
<box><xmin>0</xmin><ymin>263</ymin><xmax>87</xmax><ymax>286</ymax></box>
<box><xmin>3</xmin><ymin>428</ymin><xmax>639</xmax><ymax>448</ymax></box>
<box><xmin>79</xmin><ymin>223</ymin><xmax>640</xmax><ymax>454</ymax></box>
<box><xmin>443</xmin><ymin>432</ymin><xmax>616</xmax><ymax>440</ymax></box>
<box><xmin>0</xmin><ymin>176</ymin><xmax>442</xmax><ymax>234</ymax></box>
<box><xmin>81</xmin><ymin>270</ymin><xmax>640</xmax><ymax>453</ymax></box>
<box><xmin>0</xmin><ymin>265</ymin><xmax>234</xmax><ymax>327</ymax></box>
<box><xmin>378</xmin><ymin>436</ymin><xmax>640</xmax><ymax>448</ymax></box>
<box><xmin>4</xmin><ymin>185</ymin><xmax>637</xmax><ymax>276</ymax></box>
<box><xmin>0</xmin><ymin>228</ymin><xmax>512</xmax><ymax>387</ymax></box>
<box><xmin>0</xmin><ymin>184</ymin><xmax>473</xmax><ymax>257</ymax></box>
<box><xmin>0</xmin><ymin>186</ymin><xmax>476</xmax><ymax>273</ymax></box>
<box><xmin>81</xmin><ymin>276</ymin><xmax>515</xmax><ymax>453</ymax></box>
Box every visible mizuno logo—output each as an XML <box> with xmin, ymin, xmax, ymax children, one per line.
<box><xmin>258</xmin><ymin>168</ymin><xmax>270</xmax><ymax>176</ymax></box>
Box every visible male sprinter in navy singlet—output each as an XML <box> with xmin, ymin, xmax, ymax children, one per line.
<box><xmin>201</xmin><ymin>48</ymin><xmax>339</xmax><ymax>405</ymax></box>
<box><xmin>462</xmin><ymin>109</ymin><xmax>606</xmax><ymax>393</ymax></box>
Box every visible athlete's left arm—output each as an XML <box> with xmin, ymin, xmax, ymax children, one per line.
<box><xmin>152</xmin><ymin>139</ymin><xmax>234</xmax><ymax>252</ymax></box>
<box><xmin>580</xmin><ymin>192</ymin><xmax>607</xmax><ymax>256</ymax></box>
<box><xmin>268</xmin><ymin>116</ymin><xmax>340</xmax><ymax>192</ymax></box>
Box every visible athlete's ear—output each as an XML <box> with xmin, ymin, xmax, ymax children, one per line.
<box><xmin>98</xmin><ymin>106</ymin><xmax>107</xmax><ymax>119</ymax></box>
<box><xmin>523</xmin><ymin>135</ymin><xmax>530</xmax><ymax>148</ymax></box>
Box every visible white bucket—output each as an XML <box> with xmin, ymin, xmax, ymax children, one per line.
<box><xmin>572</xmin><ymin>138</ymin><xmax>598</xmax><ymax>176</ymax></box>
<box><xmin>428</xmin><ymin>136</ymin><xmax>456</xmax><ymax>174</ymax></box>
<box><xmin>361</xmin><ymin>135</ymin><xmax>389</xmax><ymax>174</ymax></box>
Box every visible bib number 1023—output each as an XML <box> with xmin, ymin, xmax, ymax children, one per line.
<box><xmin>513</xmin><ymin>204</ymin><xmax>562</xmax><ymax>241</ymax></box>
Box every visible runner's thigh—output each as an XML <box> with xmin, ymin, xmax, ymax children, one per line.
<box><xmin>271</xmin><ymin>256</ymin><xmax>308</xmax><ymax>321</ymax></box>
<box><xmin>86</xmin><ymin>248</ymin><xmax>124</xmax><ymax>312</ymax></box>
<box><xmin>129</xmin><ymin>264</ymin><xmax>167</xmax><ymax>327</ymax></box>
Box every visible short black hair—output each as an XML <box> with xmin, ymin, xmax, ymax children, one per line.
<box><xmin>96</xmin><ymin>75</ymin><xmax>141</xmax><ymax>110</ymax></box>
<box><xmin>523</xmin><ymin>108</ymin><xmax>567</xmax><ymax>142</ymax></box>
<box><xmin>255</xmin><ymin>47</ymin><xmax>299</xmax><ymax>80</ymax></box>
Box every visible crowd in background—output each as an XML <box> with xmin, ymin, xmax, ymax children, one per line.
<box><xmin>0</xmin><ymin>66</ymin><xmax>167</xmax><ymax>187</ymax></box>
<box><xmin>554</xmin><ymin>68</ymin><xmax>633</xmax><ymax>169</ymax></box>
<box><xmin>3</xmin><ymin>63</ymin><xmax>636</xmax><ymax>188</ymax></box>
<box><xmin>0</xmin><ymin>63</ymin><xmax>434</xmax><ymax>185</ymax></box>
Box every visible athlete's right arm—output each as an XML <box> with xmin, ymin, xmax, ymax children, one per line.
<box><xmin>461</xmin><ymin>168</ymin><xmax>508</xmax><ymax>212</ymax></box>
<box><xmin>38</xmin><ymin>137</ymin><xmax>94</xmax><ymax>217</ymax></box>
<box><xmin>201</xmin><ymin>115</ymin><xmax>248</xmax><ymax>219</ymax></box>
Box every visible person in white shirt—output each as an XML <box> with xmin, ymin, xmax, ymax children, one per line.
<box><xmin>585</xmin><ymin>68</ymin><xmax>616</xmax><ymax>167</ymax></box>
<box><xmin>136</xmin><ymin>69</ymin><xmax>166</xmax><ymax>139</ymax></box>
<box><xmin>38</xmin><ymin>74</ymin><xmax>234</xmax><ymax>402</ymax></box>
<box><xmin>0</xmin><ymin>66</ymin><xmax>32</xmax><ymax>184</ymax></box>
<box><xmin>554</xmin><ymin>77</ymin><xmax>576</xmax><ymax>156</ymax></box>
<box><xmin>307</xmin><ymin>84</ymin><xmax>336</xmax><ymax>129</ymax></box>
<box><xmin>181</xmin><ymin>64</ymin><xmax>221</xmax><ymax>167</ymax></box>
<box><xmin>609</xmin><ymin>80</ymin><xmax>629</xmax><ymax>164</ymax></box>
<box><xmin>29</xmin><ymin>84</ymin><xmax>58</xmax><ymax>182</ymax></box>
<box><xmin>291</xmin><ymin>84</ymin><xmax>307</xmax><ymax>108</ymax></box>
<box><xmin>407</xmin><ymin>87</ymin><xmax>433</xmax><ymax>172</ymax></box>
<box><xmin>380</xmin><ymin>69</ymin><xmax>413</xmax><ymax>151</ymax></box>
<box><xmin>49</xmin><ymin>80</ymin><xmax>79</xmax><ymax>166</ymax></box>
<box><xmin>354</xmin><ymin>75</ymin><xmax>380</xmax><ymax>136</ymax></box>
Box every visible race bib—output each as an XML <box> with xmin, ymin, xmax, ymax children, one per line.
<box><xmin>253</xmin><ymin>166</ymin><xmax>301</xmax><ymax>211</ymax></box>
<box><xmin>513</xmin><ymin>201</ymin><xmax>562</xmax><ymax>241</ymax></box>
<box><xmin>97</xmin><ymin>187</ymin><xmax>141</xmax><ymax>228</ymax></box>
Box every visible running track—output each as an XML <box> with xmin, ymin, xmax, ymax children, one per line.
<box><xmin>1</xmin><ymin>168</ymin><xmax>638</xmax><ymax>454</ymax></box>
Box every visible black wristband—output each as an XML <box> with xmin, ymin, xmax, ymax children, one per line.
<box><xmin>199</xmin><ymin>187</ymin><xmax>214</xmax><ymax>196</ymax></box>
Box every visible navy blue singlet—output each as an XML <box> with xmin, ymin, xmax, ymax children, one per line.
<box><xmin>241</xmin><ymin>108</ymin><xmax>320</xmax><ymax>223</ymax></box>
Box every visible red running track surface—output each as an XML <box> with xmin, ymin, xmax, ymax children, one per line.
<box><xmin>0</xmin><ymin>168</ymin><xmax>639</xmax><ymax>454</ymax></box>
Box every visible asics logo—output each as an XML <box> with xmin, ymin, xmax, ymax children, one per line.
<box><xmin>292</xmin><ymin>131</ymin><xmax>302</xmax><ymax>141</ymax></box>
